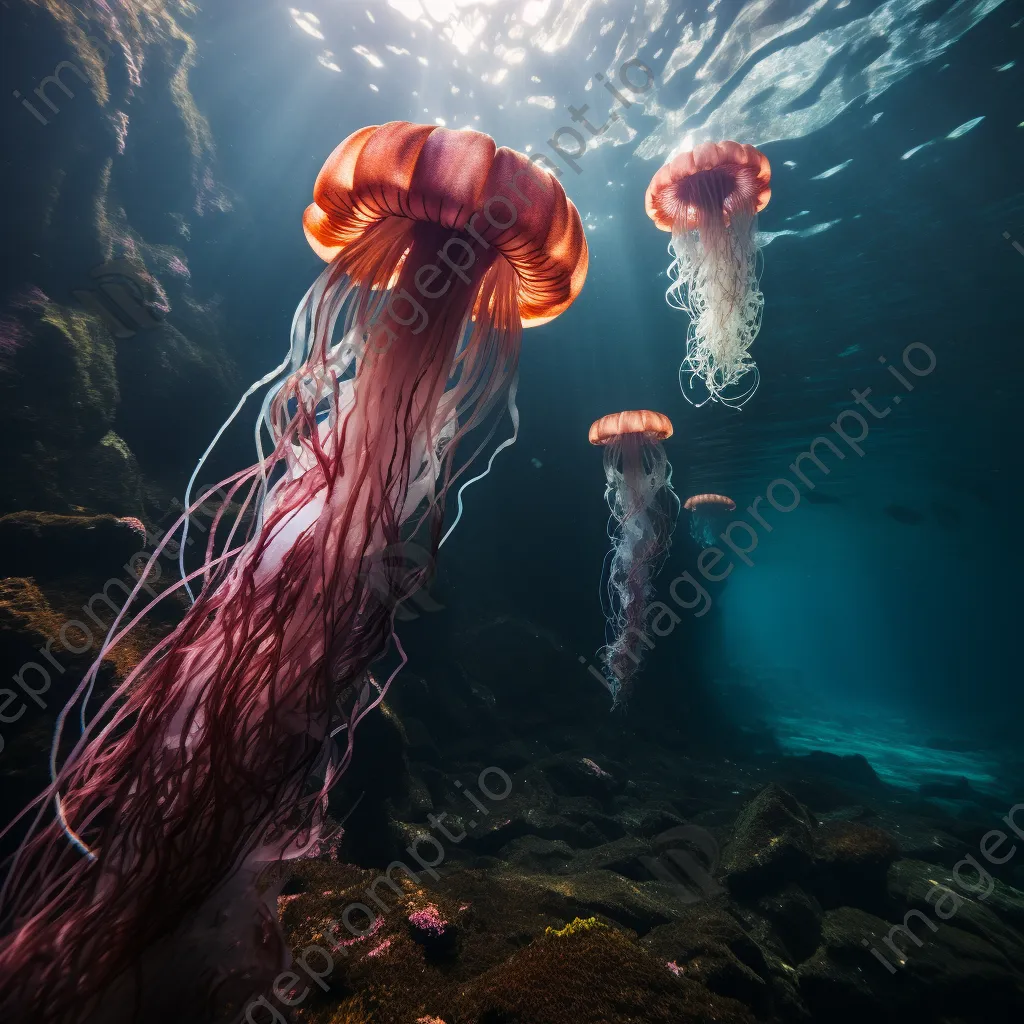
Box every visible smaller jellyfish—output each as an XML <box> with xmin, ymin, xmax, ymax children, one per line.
<box><xmin>589</xmin><ymin>410</ymin><xmax>679</xmax><ymax>707</ymax></box>
<box><xmin>646</xmin><ymin>141</ymin><xmax>772</xmax><ymax>407</ymax></box>
<box><xmin>683</xmin><ymin>493</ymin><xmax>736</xmax><ymax>548</ymax></box>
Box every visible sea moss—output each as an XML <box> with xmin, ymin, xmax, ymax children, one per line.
<box><xmin>544</xmin><ymin>916</ymin><xmax>607</xmax><ymax>939</ymax></box>
<box><xmin>455</xmin><ymin>923</ymin><xmax>755</xmax><ymax>1024</ymax></box>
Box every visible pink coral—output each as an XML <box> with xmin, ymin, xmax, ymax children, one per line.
<box><xmin>580</xmin><ymin>757</ymin><xmax>612</xmax><ymax>779</ymax></box>
<box><xmin>408</xmin><ymin>904</ymin><xmax>448</xmax><ymax>938</ymax></box>
<box><xmin>666</xmin><ymin>960</ymin><xmax>683</xmax><ymax>976</ymax></box>
<box><xmin>117</xmin><ymin>517</ymin><xmax>147</xmax><ymax>543</ymax></box>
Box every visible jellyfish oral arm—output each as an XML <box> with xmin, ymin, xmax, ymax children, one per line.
<box><xmin>597</xmin><ymin>434</ymin><xmax>678</xmax><ymax>705</ymax></box>
<box><xmin>648</xmin><ymin>145</ymin><xmax>770</xmax><ymax>408</ymax></box>
<box><xmin>669</xmin><ymin>210</ymin><xmax>763</xmax><ymax>406</ymax></box>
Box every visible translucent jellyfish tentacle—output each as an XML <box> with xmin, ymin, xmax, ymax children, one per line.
<box><xmin>178</xmin><ymin>279</ymin><xmax>318</xmax><ymax>602</ymax></box>
<box><xmin>647</xmin><ymin>142</ymin><xmax>771</xmax><ymax>408</ymax></box>
<box><xmin>440</xmin><ymin>374</ymin><xmax>519</xmax><ymax>548</ymax></box>
<box><xmin>591</xmin><ymin>429</ymin><xmax>680</xmax><ymax>707</ymax></box>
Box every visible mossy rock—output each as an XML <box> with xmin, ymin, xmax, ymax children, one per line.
<box><xmin>2</xmin><ymin>297</ymin><xmax>118</xmax><ymax>451</ymax></box>
<box><xmin>113</xmin><ymin>321</ymin><xmax>236</xmax><ymax>469</ymax></box>
<box><xmin>65</xmin><ymin>430</ymin><xmax>145</xmax><ymax>516</ymax></box>
<box><xmin>0</xmin><ymin>509</ymin><xmax>143</xmax><ymax>580</ymax></box>
<box><xmin>455</xmin><ymin>924</ymin><xmax>756</xmax><ymax>1023</ymax></box>
<box><xmin>722</xmin><ymin>784</ymin><xmax>816</xmax><ymax>899</ymax></box>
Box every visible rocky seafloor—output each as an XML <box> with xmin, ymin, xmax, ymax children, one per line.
<box><xmin>265</xmin><ymin>695</ymin><xmax>1024</xmax><ymax>1024</ymax></box>
<box><xmin>3</xmin><ymin>511</ymin><xmax>1024</xmax><ymax>1024</ymax></box>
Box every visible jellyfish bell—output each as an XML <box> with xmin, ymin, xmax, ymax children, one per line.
<box><xmin>683</xmin><ymin>492</ymin><xmax>736</xmax><ymax>547</ymax></box>
<box><xmin>682</xmin><ymin>493</ymin><xmax>737</xmax><ymax>511</ymax></box>
<box><xmin>0</xmin><ymin>123</ymin><xmax>587</xmax><ymax>1024</ymax></box>
<box><xmin>646</xmin><ymin>140</ymin><xmax>771</xmax><ymax>408</ymax></box>
<box><xmin>589</xmin><ymin>410</ymin><xmax>679</xmax><ymax>708</ymax></box>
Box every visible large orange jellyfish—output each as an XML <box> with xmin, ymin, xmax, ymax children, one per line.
<box><xmin>589</xmin><ymin>410</ymin><xmax>679</xmax><ymax>707</ymax></box>
<box><xmin>646</xmin><ymin>141</ymin><xmax>771</xmax><ymax>408</ymax></box>
<box><xmin>0</xmin><ymin>123</ymin><xmax>587</xmax><ymax>1023</ymax></box>
<box><xmin>683</xmin><ymin>492</ymin><xmax>736</xmax><ymax>547</ymax></box>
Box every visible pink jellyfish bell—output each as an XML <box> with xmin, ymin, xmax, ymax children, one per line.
<box><xmin>647</xmin><ymin>141</ymin><xmax>771</xmax><ymax>408</ymax></box>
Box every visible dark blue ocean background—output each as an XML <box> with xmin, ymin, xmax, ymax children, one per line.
<box><xmin>168</xmin><ymin>0</ymin><xmax>1024</xmax><ymax>795</ymax></box>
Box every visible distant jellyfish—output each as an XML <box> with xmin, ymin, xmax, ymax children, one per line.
<box><xmin>589</xmin><ymin>410</ymin><xmax>679</xmax><ymax>707</ymax></box>
<box><xmin>683</xmin><ymin>493</ymin><xmax>736</xmax><ymax>547</ymax></box>
<box><xmin>646</xmin><ymin>141</ymin><xmax>772</xmax><ymax>407</ymax></box>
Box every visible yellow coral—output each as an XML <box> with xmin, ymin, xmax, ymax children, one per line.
<box><xmin>544</xmin><ymin>916</ymin><xmax>608</xmax><ymax>939</ymax></box>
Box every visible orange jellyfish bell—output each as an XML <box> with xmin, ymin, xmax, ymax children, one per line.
<box><xmin>645</xmin><ymin>141</ymin><xmax>771</xmax><ymax>232</ymax></box>
<box><xmin>303</xmin><ymin>121</ymin><xmax>588</xmax><ymax>327</ymax></box>
<box><xmin>588</xmin><ymin>409</ymin><xmax>673</xmax><ymax>446</ymax></box>
<box><xmin>683</xmin><ymin>493</ymin><xmax>736</xmax><ymax>511</ymax></box>
<box><xmin>684</xmin><ymin>493</ymin><xmax>736</xmax><ymax>547</ymax></box>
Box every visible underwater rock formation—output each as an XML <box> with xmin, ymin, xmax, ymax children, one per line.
<box><xmin>2</xmin><ymin>0</ymin><xmax>236</xmax><ymax>514</ymax></box>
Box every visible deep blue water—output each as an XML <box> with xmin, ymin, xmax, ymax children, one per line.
<box><xmin>174</xmin><ymin>0</ymin><xmax>1024</xmax><ymax>793</ymax></box>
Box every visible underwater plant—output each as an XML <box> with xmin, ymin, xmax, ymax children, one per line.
<box><xmin>646</xmin><ymin>141</ymin><xmax>772</xmax><ymax>408</ymax></box>
<box><xmin>683</xmin><ymin>493</ymin><xmax>737</xmax><ymax>548</ymax></box>
<box><xmin>589</xmin><ymin>410</ymin><xmax>679</xmax><ymax>707</ymax></box>
<box><xmin>0</xmin><ymin>122</ymin><xmax>587</xmax><ymax>1023</ymax></box>
<box><xmin>544</xmin><ymin>916</ymin><xmax>608</xmax><ymax>938</ymax></box>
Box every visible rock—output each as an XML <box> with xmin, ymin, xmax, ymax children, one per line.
<box><xmin>570</xmin><ymin>835</ymin><xmax>660</xmax><ymax>880</ymax></box>
<box><xmin>887</xmin><ymin>859</ymin><xmax>1024</xmax><ymax>963</ymax></box>
<box><xmin>113</xmin><ymin>322</ymin><xmax>236</xmax><ymax>471</ymax></box>
<box><xmin>814</xmin><ymin>820</ymin><xmax>900</xmax><ymax>911</ymax></box>
<box><xmin>65</xmin><ymin>431</ymin><xmax>144</xmax><ymax>517</ymax></box>
<box><xmin>642</xmin><ymin>906</ymin><xmax>774</xmax><ymax>1015</ymax></box>
<box><xmin>406</xmin><ymin>902</ymin><xmax>457</xmax><ymax>959</ymax></box>
<box><xmin>500</xmin><ymin>835</ymin><xmax>577</xmax><ymax>874</ymax></box>
<box><xmin>798</xmin><ymin>904</ymin><xmax>1024</xmax><ymax>1023</ymax></box>
<box><xmin>512</xmin><ymin>868</ymin><xmax>685</xmax><ymax>932</ymax></box>
<box><xmin>0</xmin><ymin>511</ymin><xmax>145</xmax><ymax>581</ymax></box>
<box><xmin>722</xmin><ymin>784</ymin><xmax>816</xmax><ymax>899</ymax></box>
<box><xmin>3</xmin><ymin>297</ymin><xmax>118</xmax><ymax>453</ymax></box>
<box><xmin>0</xmin><ymin>577</ymin><xmax>118</xmax><ymax>787</ymax></box>
<box><xmin>541</xmin><ymin>752</ymin><xmax>622</xmax><ymax>803</ymax></box>
<box><xmin>798</xmin><ymin>906</ymin><xmax>906</xmax><ymax>1022</ymax></box>
<box><xmin>871</xmin><ymin>810</ymin><xmax>971</xmax><ymax>867</ymax></box>
<box><xmin>402</xmin><ymin>714</ymin><xmax>441</xmax><ymax>761</ymax></box>
<box><xmin>455</xmin><ymin>923</ymin><xmax>757</xmax><ymax>1024</ymax></box>
<box><xmin>616</xmin><ymin>803</ymin><xmax>687</xmax><ymax>837</ymax></box>
<box><xmin>756</xmin><ymin>883</ymin><xmax>823</xmax><ymax>963</ymax></box>
<box><xmin>0</xmin><ymin>296</ymin><xmax>123</xmax><ymax>515</ymax></box>
<box><xmin>405</xmin><ymin>774</ymin><xmax>434</xmax><ymax>817</ymax></box>
<box><xmin>329</xmin><ymin>701</ymin><xmax>411</xmax><ymax>867</ymax></box>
